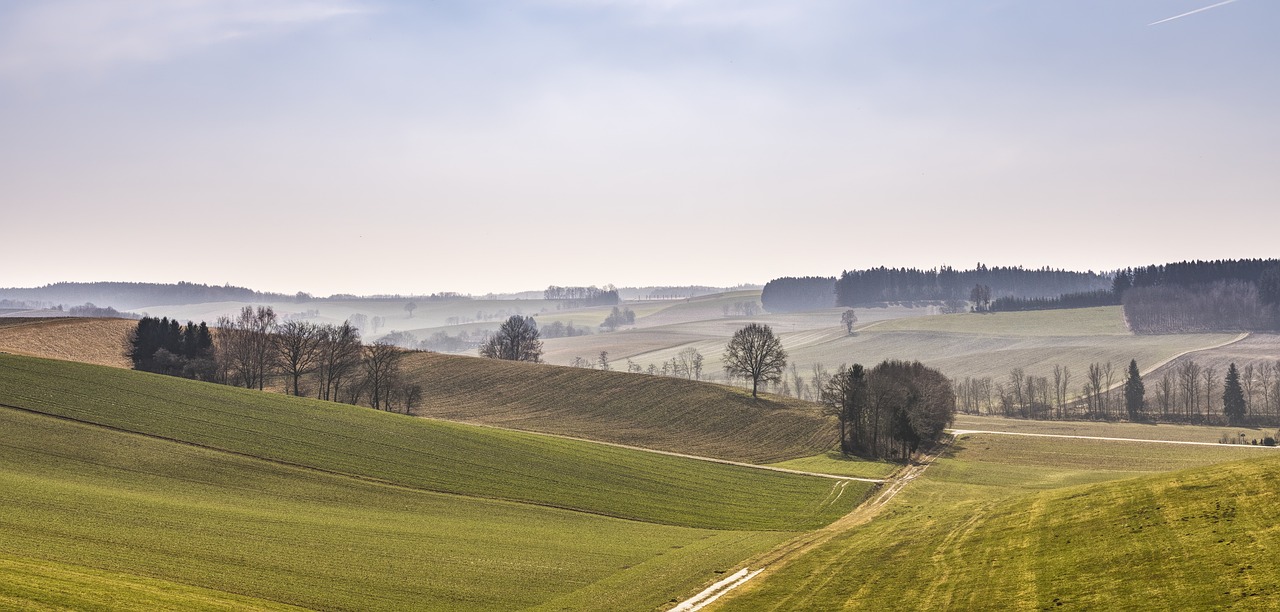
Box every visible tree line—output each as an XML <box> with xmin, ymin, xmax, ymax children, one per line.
<box><xmin>952</xmin><ymin>358</ymin><xmax>1280</xmax><ymax>427</ymax></box>
<box><xmin>543</xmin><ymin>285</ymin><xmax>620</xmax><ymax>307</ymax></box>
<box><xmin>1116</xmin><ymin>259</ymin><xmax>1280</xmax><ymax>334</ymax></box>
<box><xmin>126</xmin><ymin>307</ymin><xmax>422</xmax><ymax>413</ymax></box>
<box><xmin>835</xmin><ymin>264</ymin><xmax>1109</xmax><ymax>307</ymax></box>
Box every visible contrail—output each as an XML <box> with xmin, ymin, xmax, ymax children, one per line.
<box><xmin>1149</xmin><ymin>0</ymin><xmax>1240</xmax><ymax>26</ymax></box>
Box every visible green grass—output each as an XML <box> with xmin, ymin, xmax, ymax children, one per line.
<box><xmin>0</xmin><ymin>353</ymin><xmax>863</xmax><ymax>531</ymax></box>
<box><xmin>716</xmin><ymin>433</ymin><xmax>1279</xmax><ymax>610</ymax></box>
<box><xmin>766</xmin><ymin>452</ymin><xmax>901</xmax><ymax>479</ymax></box>
<box><xmin>0</xmin><ymin>406</ymin><xmax>792</xmax><ymax>611</ymax></box>
<box><xmin>406</xmin><ymin>352</ymin><xmax>839</xmax><ymax>464</ymax></box>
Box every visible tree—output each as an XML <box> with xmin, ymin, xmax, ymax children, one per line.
<box><xmin>275</xmin><ymin>320</ymin><xmax>322</xmax><ymax>396</ymax></box>
<box><xmin>480</xmin><ymin>315</ymin><xmax>543</xmax><ymax>362</ymax></box>
<box><xmin>362</xmin><ymin>341</ymin><xmax>405</xmax><ymax>411</ymax></box>
<box><xmin>1124</xmin><ymin>359</ymin><xmax>1145</xmax><ymax>420</ymax></box>
<box><xmin>970</xmin><ymin>284</ymin><xmax>992</xmax><ymax>312</ymax></box>
<box><xmin>723</xmin><ymin>323</ymin><xmax>787</xmax><ymax>399</ymax></box>
<box><xmin>841</xmin><ymin>309</ymin><xmax>858</xmax><ymax>335</ymax></box>
<box><xmin>404</xmin><ymin>301</ymin><xmax>418</xmax><ymax>318</ymax></box>
<box><xmin>1224</xmin><ymin>362</ymin><xmax>1247</xmax><ymax>425</ymax></box>
<box><xmin>215</xmin><ymin>306</ymin><xmax>277</xmax><ymax>390</ymax></box>
<box><xmin>316</xmin><ymin>322</ymin><xmax>362</xmax><ymax>401</ymax></box>
<box><xmin>821</xmin><ymin>364</ymin><xmax>867</xmax><ymax>455</ymax></box>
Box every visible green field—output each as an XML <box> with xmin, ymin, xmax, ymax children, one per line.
<box><xmin>0</xmin><ymin>354</ymin><xmax>863</xmax><ymax>531</ymax></box>
<box><xmin>0</xmin><ymin>354</ymin><xmax>884</xmax><ymax>609</ymax></box>
<box><xmin>0</xmin><ymin>406</ymin><xmax>793</xmax><ymax>611</ymax></box>
<box><xmin>715</xmin><ymin>433</ymin><xmax>1280</xmax><ymax>610</ymax></box>
<box><xmin>405</xmin><ymin>352</ymin><xmax>839</xmax><ymax>464</ymax></box>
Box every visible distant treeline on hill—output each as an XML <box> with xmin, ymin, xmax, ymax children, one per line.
<box><xmin>760</xmin><ymin>277</ymin><xmax>836</xmax><ymax>313</ymax></box>
<box><xmin>543</xmin><ymin>285</ymin><xmax>620</xmax><ymax>307</ymax></box>
<box><xmin>1117</xmin><ymin>259</ymin><xmax>1280</xmax><ymax>334</ymax></box>
<box><xmin>0</xmin><ymin>281</ymin><xmax>291</xmax><ymax>311</ymax></box>
<box><xmin>761</xmin><ymin>265</ymin><xmax>1110</xmax><ymax>312</ymax></box>
<box><xmin>988</xmin><ymin>290</ymin><xmax>1120</xmax><ymax>313</ymax></box>
<box><xmin>836</xmin><ymin>265</ymin><xmax>1110</xmax><ymax>306</ymax></box>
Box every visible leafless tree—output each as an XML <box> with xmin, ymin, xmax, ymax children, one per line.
<box><xmin>404</xmin><ymin>301</ymin><xmax>417</xmax><ymax>319</ymax></box>
<box><xmin>479</xmin><ymin>316</ymin><xmax>543</xmax><ymax>362</ymax></box>
<box><xmin>1178</xmin><ymin>360</ymin><xmax>1202</xmax><ymax>420</ymax></box>
<box><xmin>1202</xmin><ymin>365</ymin><xmax>1220</xmax><ymax>421</ymax></box>
<box><xmin>1102</xmin><ymin>361</ymin><xmax>1115</xmax><ymax>417</ymax></box>
<box><xmin>275</xmin><ymin>320</ymin><xmax>322</xmax><ymax>396</ymax></box>
<box><xmin>215</xmin><ymin>305</ymin><xmax>278</xmax><ymax>390</ymax></box>
<box><xmin>841</xmin><ymin>310</ymin><xmax>858</xmax><ymax>335</ymax></box>
<box><xmin>1085</xmin><ymin>363</ymin><xmax>1105</xmax><ymax>417</ymax></box>
<box><xmin>598</xmin><ymin>351</ymin><xmax>610</xmax><ymax>371</ymax></box>
<box><xmin>1243</xmin><ymin>363</ymin><xmax>1258</xmax><ymax>414</ymax></box>
<box><xmin>723</xmin><ymin>323</ymin><xmax>787</xmax><ymax>399</ymax></box>
<box><xmin>316</xmin><ymin>322</ymin><xmax>362</xmax><ymax>401</ymax></box>
<box><xmin>362</xmin><ymin>341</ymin><xmax>405</xmax><ymax>411</ymax></box>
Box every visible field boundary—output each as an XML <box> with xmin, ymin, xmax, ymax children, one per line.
<box><xmin>416</xmin><ymin>415</ymin><xmax>883</xmax><ymax>482</ymax></box>
<box><xmin>949</xmin><ymin>428</ymin><xmax>1280</xmax><ymax>449</ymax></box>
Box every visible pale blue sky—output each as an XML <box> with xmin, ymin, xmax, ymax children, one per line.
<box><xmin>1</xmin><ymin>0</ymin><xmax>1276</xmax><ymax>296</ymax></box>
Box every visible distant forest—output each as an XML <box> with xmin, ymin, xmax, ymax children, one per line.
<box><xmin>1118</xmin><ymin>260</ymin><xmax>1280</xmax><ymax>333</ymax></box>
<box><xmin>0</xmin><ymin>281</ymin><xmax>292</xmax><ymax>311</ymax></box>
<box><xmin>761</xmin><ymin>265</ymin><xmax>1110</xmax><ymax>313</ymax></box>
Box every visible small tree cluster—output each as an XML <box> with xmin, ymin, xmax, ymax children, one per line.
<box><xmin>479</xmin><ymin>316</ymin><xmax>543</xmax><ymax>362</ymax></box>
<box><xmin>823</xmin><ymin>360</ymin><xmax>955</xmax><ymax>459</ymax></box>
<box><xmin>127</xmin><ymin>316</ymin><xmax>214</xmax><ymax>379</ymax></box>
<box><xmin>600</xmin><ymin>307</ymin><xmax>636</xmax><ymax>331</ymax></box>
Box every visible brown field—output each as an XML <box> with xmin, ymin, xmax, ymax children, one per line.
<box><xmin>0</xmin><ymin>318</ymin><xmax>134</xmax><ymax>368</ymax></box>
<box><xmin>404</xmin><ymin>351</ymin><xmax>838</xmax><ymax>464</ymax></box>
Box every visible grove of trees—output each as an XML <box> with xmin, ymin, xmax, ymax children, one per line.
<box><xmin>125</xmin><ymin>308</ymin><xmax>421</xmax><ymax>413</ymax></box>
<box><xmin>821</xmin><ymin>360</ymin><xmax>955</xmax><ymax>459</ymax></box>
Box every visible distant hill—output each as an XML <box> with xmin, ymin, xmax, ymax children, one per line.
<box><xmin>0</xmin><ymin>281</ymin><xmax>292</xmax><ymax>311</ymax></box>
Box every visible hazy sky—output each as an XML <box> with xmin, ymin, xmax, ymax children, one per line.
<box><xmin>1</xmin><ymin>0</ymin><xmax>1277</xmax><ymax>296</ymax></box>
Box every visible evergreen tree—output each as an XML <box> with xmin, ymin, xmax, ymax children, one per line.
<box><xmin>1124</xmin><ymin>359</ymin><xmax>1145</xmax><ymax>420</ymax></box>
<box><xmin>1223</xmin><ymin>362</ymin><xmax>1247</xmax><ymax>426</ymax></box>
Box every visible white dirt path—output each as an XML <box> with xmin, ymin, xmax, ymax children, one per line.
<box><xmin>949</xmin><ymin>428</ymin><xmax>1280</xmax><ymax>449</ymax></box>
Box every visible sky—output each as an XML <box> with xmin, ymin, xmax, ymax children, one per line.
<box><xmin>1</xmin><ymin>0</ymin><xmax>1277</xmax><ymax>296</ymax></box>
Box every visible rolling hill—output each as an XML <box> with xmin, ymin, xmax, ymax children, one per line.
<box><xmin>0</xmin><ymin>353</ymin><xmax>879</xmax><ymax>610</ymax></box>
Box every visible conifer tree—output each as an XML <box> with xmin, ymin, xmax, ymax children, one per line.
<box><xmin>1124</xmin><ymin>359</ymin><xmax>1145</xmax><ymax>420</ymax></box>
<box><xmin>1223</xmin><ymin>362</ymin><xmax>1247</xmax><ymax>426</ymax></box>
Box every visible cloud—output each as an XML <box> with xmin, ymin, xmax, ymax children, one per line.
<box><xmin>0</xmin><ymin>0</ymin><xmax>368</xmax><ymax>77</ymax></box>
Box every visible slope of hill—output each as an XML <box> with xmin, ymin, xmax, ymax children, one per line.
<box><xmin>405</xmin><ymin>352</ymin><xmax>839</xmax><ymax>464</ymax></box>
<box><xmin>0</xmin><ymin>401</ymin><xmax>790</xmax><ymax>611</ymax></box>
<box><xmin>717</xmin><ymin>433</ymin><xmax>1280</xmax><ymax>610</ymax></box>
<box><xmin>0</xmin><ymin>317</ymin><xmax>133</xmax><ymax>368</ymax></box>
<box><xmin>0</xmin><ymin>354</ymin><xmax>863</xmax><ymax>531</ymax></box>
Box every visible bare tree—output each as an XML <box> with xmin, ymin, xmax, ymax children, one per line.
<box><xmin>723</xmin><ymin>323</ymin><xmax>787</xmax><ymax>399</ymax></box>
<box><xmin>215</xmin><ymin>305</ymin><xmax>278</xmax><ymax>390</ymax></box>
<box><xmin>841</xmin><ymin>310</ymin><xmax>858</xmax><ymax>335</ymax></box>
<box><xmin>1261</xmin><ymin>362</ymin><xmax>1275</xmax><ymax>419</ymax></box>
<box><xmin>275</xmin><ymin>320</ymin><xmax>322</xmax><ymax>396</ymax></box>
<box><xmin>362</xmin><ymin>341</ymin><xmax>405</xmax><ymax>411</ymax></box>
<box><xmin>1203</xmin><ymin>365</ymin><xmax>1220</xmax><ymax>421</ymax></box>
<box><xmin>316</xmin><ymin>322</ymin><xmax>362</xmax><ymax>401</ymax></box>
<box><xmin>480</xmin><ymin>315</ymin><xmax>543</xmax><ymax>362</ymax></box>
<box><xmin>1243</xmin><ymin>363</ymin><xmax>1258</xmax><ymax>415</ymax></box>
<box><xmin>1085</xmin><ymin>363</ymin><xmax>1104</xmax><ymax>417</ymax></box>
<box><xmin>1102</xmin><ymin>361</ymin><xmax>1115</xmax><ymax>417</ymax></box>
<box><xmin>1178</xmin><ymin>360</ymin><xmax>1202</xmax><ymax>421</ymax></box>
<box><xmin>598</xmin><ymin>351</ymin><xmax>610</xmax><ymax>371</ymax></box>
<box><xmin>404</xmin><ymin>301</ymin><xmax>417</xmax><ymax>319</ymax></box>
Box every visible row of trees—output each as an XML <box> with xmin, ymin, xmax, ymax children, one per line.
<box><xmin>543</xmin><ymin>285</ymin><xmax>620</xmax><ymax>306</ymax></box>
<box><xmin>835</xmin><ymin>265</ymin><xmax>1109</xmax><ymax>307</ymax></box>
<box><xmin>127</xmin><ymin>307</ymin><xmax>422</xmax><ymax>413</ymax></box>
<box><xmin>1123</xmin><ymin>281</ymin><xmax>1277</xmax><ymax>333</ymax></box>
<box><xmin>952</xmin><ymin>358</ymin><xmax>1280</xmax><ymax>426</ymax></box>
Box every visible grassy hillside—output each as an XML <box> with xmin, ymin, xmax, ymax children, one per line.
<box><xmin>0</xmin><ymin>317</ymin><xmax>133</xmax><ymax>368</ymax></box>
<box><xmin>716</xmin><ymin>433</ymin><xmax>1279</xmax><ymax>610</ymax></box>
<box><xmin>405</xmin><ymin>352</ymin><xmax>839</xmax><ymax>464</ymax></box>
<box><xmin>0</xmin><ymin>405</ymin><xmax>792</xmax><ymax>611</ymax></box>
<box><xmin>0</xmin><ymin>353</ymin><xmax>864</xmax><ymax>531</ymax></box>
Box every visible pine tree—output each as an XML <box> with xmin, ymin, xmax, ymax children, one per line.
<box><xmin>1223</xmin><ymin>362</ymin><xmax>1247</xmax><ymax>426</ymax></box>
<box><xmin>1124</xmin><ymin>359</ymin><xmax>1145</xmax><ymax>420</ymax></box>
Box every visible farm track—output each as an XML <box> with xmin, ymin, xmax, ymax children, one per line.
<box><xmin>416</xmin><ymin>415</ymin><xmax>883</xmax><ymax>483</ymax></box>
<box><xmin>671</xmin><ymin>441</ymin><xmax>948</xmax><ymax>610</ymax></box>
<box><xmin>949</xmin><ymin>428</ymin><xmax>1280</xmax><ymax>449</ymax></box>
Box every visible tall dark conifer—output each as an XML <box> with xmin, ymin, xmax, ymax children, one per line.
<box><xmin>1223</xmin><ymin>363</ymin><xmax>1247</xmax><ymax>426</ymax></box>
<box><xmin>1124</xmin><ymin>359</ymin><xmax>1145</xmax><ymax>420</ymax></box>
